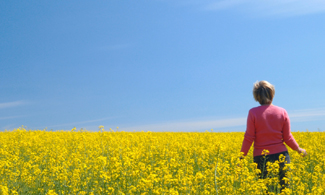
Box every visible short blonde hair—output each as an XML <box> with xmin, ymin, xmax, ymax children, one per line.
<box><xmin>253</xmin><ymin>81</ymin><xmax>275</xmax><ymax>105</ymax></box>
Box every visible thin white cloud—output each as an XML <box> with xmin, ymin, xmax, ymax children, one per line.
<box><xmin>205</xmin><ymin>0</ymin><xmax>325</xmax><ymax>16</ymax></box>
<box><xmin>0</xmin><ymin>125</ymin><xmax>15</xmax><ymax>131</ymax></box>
<box><xmin>288</xmin><ymin>108</ymin><xmax>325</xmax><ymax>122</ymax></box>
<box><xmin>120</xmin><ymin>107</ymin><xmax>325</xmax><ymax>132</ymax></box>
<box><xmin>46</xmin><ymin>117</ymin><xmax>115</xmax><ymax>129</ymax></box>
<box><xmin>122</xmin><ymin>117</ymin><xmax>246</xmax><ymax>132</ymax></box>
<box><xmin>0</xmin><ymin>101</ymin><xmax>26</xmax><ymax>109</ymax></box>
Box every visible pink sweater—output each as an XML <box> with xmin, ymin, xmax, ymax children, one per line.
<box><xmin>241</xmin><ymin>105</ymin><xmax>299</xmax><ymax>157</ymax></box>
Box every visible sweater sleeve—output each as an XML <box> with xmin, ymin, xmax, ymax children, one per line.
<box><xmin>241</xmin><ymin>110</ymin><xmax>255</xmax><ymax>156</ymax></box>
<box><xmin>282</xmin><ymin>110</ymin><xmax>299</xmax><ymax>150</ymax></box>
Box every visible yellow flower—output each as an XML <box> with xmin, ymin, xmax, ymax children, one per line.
<box><xmin>46</xmin><ymin>190</ymin><xmax>58</xmax><ymax>195</ymax></box>
<box><xmin>0</xmin><ymin>129</ymin><xmax>322</xmax><ymax>194</ymax></box>
<box><xmin>261</xmin><ymin>149</ymin><xmax>270</xmax><ymax>156</ymax></box>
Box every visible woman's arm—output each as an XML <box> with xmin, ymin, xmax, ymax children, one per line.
<box><xmin>240</xmin><ymin>110</ymin><xmax>255</xmax><ymax>156</ymax></box>
<box><xmin>295</xmin><ymin>147</ymin><xmax>308</xmax><ymax>157</ymax></box>
<box><xmin>283</xmin><ymin>110</ymin><xmax>307</xmax><ymax>157</ymax></box>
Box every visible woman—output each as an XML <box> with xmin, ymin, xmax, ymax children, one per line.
<box><xmin>240</xmin><ymin>80</ymin><xmax>307</xmax><ymax>190</ymax></box>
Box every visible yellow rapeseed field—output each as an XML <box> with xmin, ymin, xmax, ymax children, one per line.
<box><xmin>0</xmin><ymin>126</ymin><xmax>324</xmax><ymax>195</ymax></box>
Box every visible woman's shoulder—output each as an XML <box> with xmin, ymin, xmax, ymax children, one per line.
<box><xmin>269</xmin><ymin>105</ymin><xmax>287</xmax><ymax>112</ymax></box>
<box><xmin>249</xmin><ymin>105</ymin><xmax>287</xmax><ymax>113</ymax></box>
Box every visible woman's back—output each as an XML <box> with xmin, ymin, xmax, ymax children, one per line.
<box><xmin>246</xmin><ymin>105</ymin><xmax>296</xmax><ymax>156</ymax></box>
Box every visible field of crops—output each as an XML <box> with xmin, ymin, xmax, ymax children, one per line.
<box><xmin>0</xmin><ymin>127</ymin><xmax>324</xmax><ymax>195</ymax></box>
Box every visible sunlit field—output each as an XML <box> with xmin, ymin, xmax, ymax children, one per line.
<box><xmin>0</xmin><ymin>127</ymin><xmax>324</xmax><ymax>195</ymax></box>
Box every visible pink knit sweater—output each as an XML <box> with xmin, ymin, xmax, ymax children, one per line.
<box><xmin>241</xmin><ymin>105</ymin><xmax>299</xmax><ymax>157</ymax></box>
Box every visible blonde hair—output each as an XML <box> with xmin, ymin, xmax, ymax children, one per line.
<box><xmin>253</xmin><ymin>81</ymin><xmax>275</xmax><ymax>105</ymax></box>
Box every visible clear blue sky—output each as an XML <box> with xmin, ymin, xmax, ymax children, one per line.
<box><xmin>1</xmin><ymin>0</ymin><xmax>325</xmax><ymax>132</ymax></box>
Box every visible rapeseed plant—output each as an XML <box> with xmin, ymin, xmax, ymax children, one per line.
<box><xmin>0</xmin><ymin>127</ymin><xmax>323</xmax><ymax>194</ymax></box>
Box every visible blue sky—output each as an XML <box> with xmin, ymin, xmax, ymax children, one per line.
<box><xmin>1</xmin><ymin>0</ymin><xmax>325</xmax><ymax>132</ymax></box>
